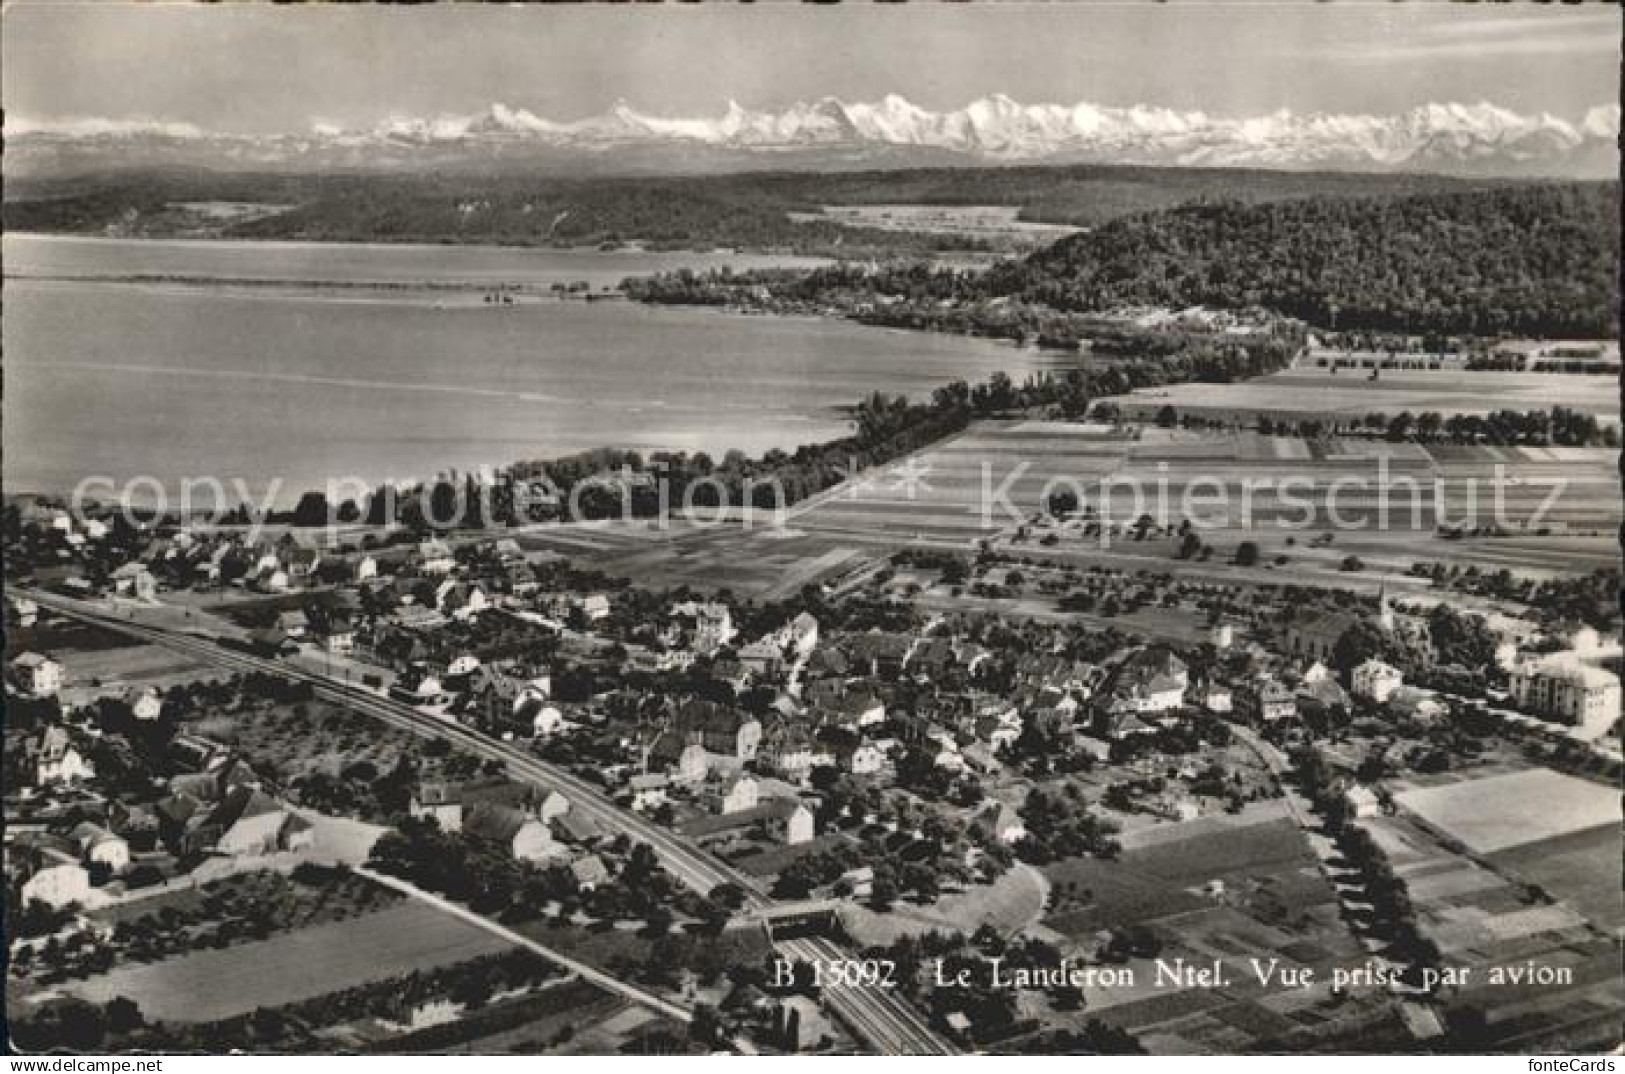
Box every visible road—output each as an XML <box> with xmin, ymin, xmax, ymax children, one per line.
<box><xmin>25</xmin><ymin>588</ymin><xmax>955</xmax><ymax>1056</ymax></box>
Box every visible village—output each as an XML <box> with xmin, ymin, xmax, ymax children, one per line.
<box><xmin>5</xmin><ymin>472</ymin><xmax>1620</xmax><ymax>1053</ymax></box>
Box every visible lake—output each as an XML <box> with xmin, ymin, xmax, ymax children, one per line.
<box><xmin>5</xmin><ymin>234</ymin><xmax>1051</xmax><ymax>506</ymax></box>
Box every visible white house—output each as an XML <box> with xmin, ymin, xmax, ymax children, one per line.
<box><xmin>418</xmin><ymin>539</ymin><xmax>455</xmax><ymax>575</ymax></box>
<box><xmin>843</xmin><ymin>743</ymin><xmax>885</xmax><ymax>776</ymax></box>
<box><xmin>71</xmin><ymin>823</ymin><xmax>130</xmax><ymax>873</ymax></box>
<box><xmin>446</xmin><ymin>653</ymin><xmax>482</xmax><ymax>678</ymax></box>
<box><xmin>1510</xmin><ymin>655</ymin><xmax>1622</xmax><ymax>727</ymax></box>
<box><xmin>715</xmin><ymin>774</ymin><xmax>759</xmax><ymax>815</ymax></box>
<box><xmin>12</xmin><ymin>653</ymin><xmax>63</xmax><ymax>698</ymax></box>
<box><xmin>531</xmin><ymin>705</ymin><xmax>565</xmax><ymax>738</ymax></box>
<box><xmin>1351</xmin><ymin>659</ymin><xmax>1405</xmax><ymax>704</ymax></box>
<box><xmin>35</xmin><ymin>727</ymin><xmax>94</xmax><ymax>785</ymax></box>
<box><xmin>1345</xmin><ymin>784</ymin><xmax>1382</xmax><ymax>819</ymax></box>
<box><xmin>780</xmin><ymin>803</ymin><xmax>816</xmax><ymax>845</ymax></box>
<box><xmin>19</xmin><ymin>853</ymin><xmax>91</xmax><ymax>908</ymax></box>
<box><xmin>628</xmin><ymin>773</ymin><xmax>669</xmax><ymax>811</ymax></box>
<box><xmin>980</xmin><ymin>801</ymin><xmax>1027</xmax><ymax>845</ymax></box>
<box><xmin>677</xmin><ymin>743</ymin><xmax>710</xmax><ymax>784</ymax></box>
<box><xmin>130</xmin><ymin>688</ymin><xmax>164</xmax><ymax>722</ymax></box>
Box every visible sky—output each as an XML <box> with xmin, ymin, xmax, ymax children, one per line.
<box><xmin>3</xmin><ymin>2</ymin><xmax>1619</xmax><ymax>133</ymax></box>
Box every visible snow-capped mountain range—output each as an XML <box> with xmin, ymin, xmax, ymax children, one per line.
<box><xmin>9</xmin><ymin>96</ymin><xmax>1620</xmax><ymax>178</ymax></box>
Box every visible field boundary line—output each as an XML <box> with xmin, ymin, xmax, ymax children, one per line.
<box><xmin>354</xmin><ymin>865</ymin><xmax>694</xmax><ymax>1025</ymax></box>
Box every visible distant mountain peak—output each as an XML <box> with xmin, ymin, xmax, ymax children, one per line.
<box><xmin>7</xmin><ymin>95</ymin><xmax>1619</xmax><ymax>178</ymax></box>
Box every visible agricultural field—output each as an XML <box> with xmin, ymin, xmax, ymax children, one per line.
<box><xmin>1359</xmin><ymin>773</ymin><xmax>1623</xmax><ymax>1051</ymax></box>
<box><xmin>1034</xmin><ymin>808</ymin><xmax>1370</xmax><ymax>1052</ymax></box>
<box><xmin>64</xmin><ymin>900</ymin><xmax>514</xmax><ymax>1022</ymax></box>
<box><xmin>517</xmin><ymin>519</ymin><xmax>883</xmax><ymax>598</ymax></box>
<box><xmin>1101</xmin><ymin>367</ymin><xmax>1620</xmax><ymax>424</ymax></box>
<box><xmin>1489</xmin><ymin>825</ymin><xmax>1624</xmax><ymax>932</ymax></box>
<box><xmin>1394</xmin><ymin>768</ymin><xmax>1620</xmax><ymax>855</ymax></box>
<box><xmin>52</xmin><ymin>642</ymin><xmax>222</xmax><ymax>708</ymax></box>
<box><xmin>780</xmin><ymin>421</ymin><xmax>1618</xmax><ymax>595</ymax></box>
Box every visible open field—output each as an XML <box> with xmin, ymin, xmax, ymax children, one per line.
<box><xmin>1033</xmin><ymin>808</ymin><xmax>1370</xmax><ymax>1051</ymax></box>
<box><xmin>1359</xmin><ymin>789</ymin><xmax>1623</xmax><ymax>1050</ymax></box>
<box><xmin>1395</xmin><ymin>768</ymin><xmax>1621</xmax><ymax>855</ymax></box>
<box><xmin>842</xmin><ymin>863</ymin><xmax>1048</xmax><ymax>947</ymax></box>
<box><xmin>1488</xmin><ymin>825</ymin><xmax>1625</xmax><ymax>931</ymax></box>
<box><xmin>53</xmin><ymin>642</ymin><xmax>223</xmax><ymax>707</ymax></box>
<box><xmin>1041</xmin><ymin>812</ymin><xmax>1336</xmax><ymax>939</ymax></box>
<box><xmin>1101</xmin><ymin>367</ymin><xmax>1621</xmax><ymax>423</ymax></box>
<box><xmin>66</xmin><ymin>901</ymin><xmax>513</xmax><ymax>1022</ymax></box>
<box><xmin>493</xmin><ymin>421</ymin><xmax>1614</xmax><ymax>600</ymax></box>
<box><xmin>784</xmin><ymin>422</ymin><xmax>1618</xmax><ymax>584</ymax></box>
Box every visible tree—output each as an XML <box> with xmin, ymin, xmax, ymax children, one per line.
<box><xmin>689</xmin><ymin>1003</ymin><xmax>723</xmax><ymax>1048</ymax></box>
<box><xmin>1233</xmin><ymin>541</ymin><xmax>1260</xmax><ymax>567</ymax></box>
<box><xmin>104</xmin><ymin>997</ymin><xmax>143</xmax><ymax>1035</ymax></box>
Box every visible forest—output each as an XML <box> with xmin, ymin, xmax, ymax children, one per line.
<box><xmin>993</xmin><ymin>183</ymin><xmax>1620</xmax><ymax>337</ymax></box>
<box><xmin>632</xmin><ymin>183</ymin><xmax>1620</xmax><ymax>338</ymax></box>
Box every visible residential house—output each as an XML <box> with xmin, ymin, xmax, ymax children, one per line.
<box><xmin>712</xmin><ymin>773</ymin><xmax>760</xmax><ymax>815</ymax></box>
<box><xmin>15</xmin><ymin>844</ymin><xmax>91</xmax><ymax>908</ymax></box>
<box><xmin>739</xmin><ymin>637</ymin><xmax>786</xmax><ymax>680</ymax></box>
<box><xmin>129</xmin><ymin>688</ymin><xmax>164</xmax><ymax>722</ymax></box>
<box><xmin>676</xmin><ymin>699</ymin><xmax>762</xmax><ymax>761</ymax></box>
<box><xmin>11</xmin><ymin>653</ymin><xmax>63</xmax><ymax>698</ymax></box>
<box><xmin>319</xmin><ymin>615</ymin><xmax>356</xmax><ymax>655</ymax></box>
<box><xmin>202</xmin><ymin>788</ymin><xmax>313</xmax><ymax>856</ymax></box>
<box><xmin>839</xmin><ymin>742</ymin><xmax>885</xmax><ymax>776</ymax></box>
<box><xmin>664</xmin><ymin>602</ymin><xmax>735</xmax><ymax>655</ymax></box>
<box><xmin>978</xmin><ymin>801</ymin><xmax>1027</xmax><ymax>845</ymax></box>
<box><xmin>677</xmin><ymin>743</ymin><xmax>710</xmax><ymax>783</ymax></box>
<box><xmin>777</xmin><ymin>802</ymin><xmax>816</xmax><ymax>845</ymax></box>
<box><xmin>1388</xmin><ymin>686</ymin><xmax>1448</xmax><ymax>722</ymax></box>
<box><xmin>70</xmin><ymin>822</ymin><xmax>130</xmax><ymax>873</ymax></box>
<box><xmin>111</xmin><ymin>563</ymin><xmax>158</xmax><ymax>601</ymax></box>
<box><xmin>570</xmin><ymin>854</ymin><xmax>610</xmax><ymax>891</ymax></box>
<box><xmin>551</xmin><ymin>811</ymin><xmax>604</xmax><ymax>848</ymax></box>
<box><xmin>1509</xmin><ymin>654</ymin><xmax>1622</xmax><ymax>726</ymax></box>
<box><xmin>844</xmin><ymin>632</ymin><xmax>913</xmax><ymax>679</ymax></box>
<box><xmin>829</xmin><ymin>693</ymin><xmax>886</xmax><ymax>730</ymax></box>
<box><xmin>1351</xmin><ymin>659</ymin><xmax>1405</xmax><ymax>704</ymax></box>
<box><xmin>1106</xmin><ymin>648</ymin><xmax>1189</xmax><ymax>714</ymax></box>
<box><xmin>1297</xmin><ymin>677</ymin><xmax>1352</xmax><ymax>723</ymax></box>
<box><xmin>34</xmin><ymin>727</ymin><xmax>94</xmax><ymax>785</ymax></box>
<box><xmin>760</xmin><ymin>720</ymin><xmax>816</xmax><ymax>781</ymax></box>
<box><xmin>777</xmin><ymin>612</ymin><xmax>820</xmax><ymax>657</ymax></box>
<box><xmin>463</xmin><ymin>802</ymin><xmax>563</xmax><ymax>864</ymax></box>
<box><xmin>627</xmin><ymin>773</ymin><xmax>670</xmax><ymax>811</ymax></box>
<box><xmin>1237</xmin><ymin>677</ymin><xmax>1298</xmax><ymax>723</ymax></box>
<box><xmin>410</xmin><ymin>781</ymin><xmax>465</xmax><ymax>832</ymax></box>
<box><xmin>1345</xmin><ymin>785</ymin><xmax>1382</xmax><ymax>819</ymax></box>
<box><xmin>418</xmin><ymin>539</ymin><xmax>456</xmax><ymax>575</ymax></box>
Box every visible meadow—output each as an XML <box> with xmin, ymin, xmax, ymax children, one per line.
<box><xmin>67</xmin><ymin>900</ymin><xmax>514</xmax><ymax>1022</ymax></box>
